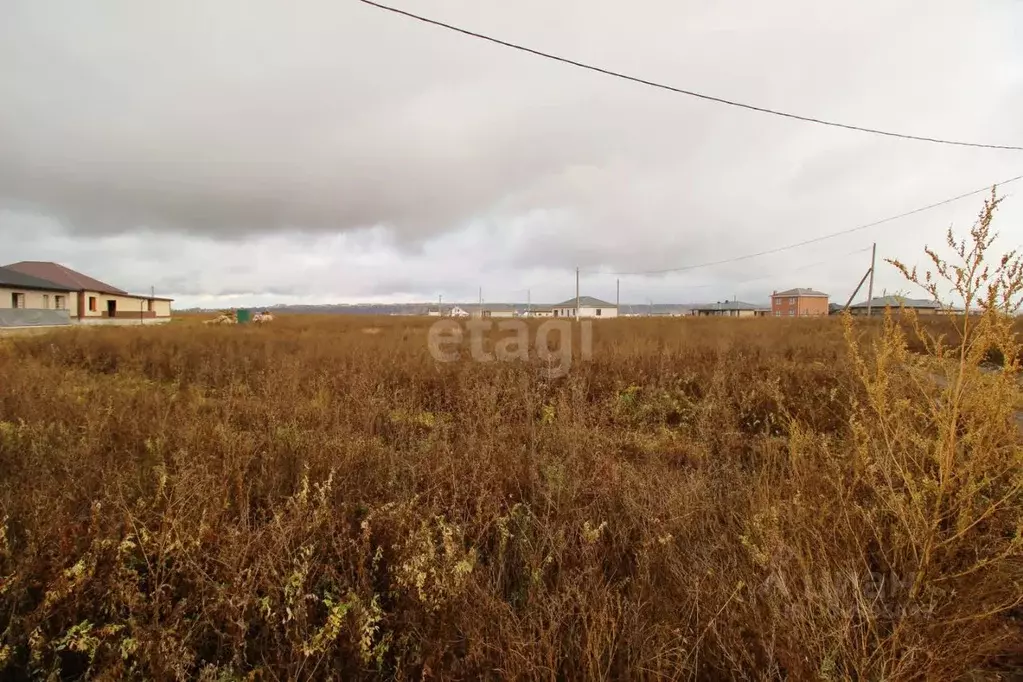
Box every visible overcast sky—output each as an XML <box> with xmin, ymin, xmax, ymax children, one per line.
<box><xmin>2</xmin><ymin>0</ymin><xmax>1021</xmax><ymax>308</ymax></box>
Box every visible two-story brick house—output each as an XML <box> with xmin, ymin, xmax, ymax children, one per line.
<box><xmin>771</xmin><ymin>288</ymin><xmax>829</xmax><ymax>317</ymax></box>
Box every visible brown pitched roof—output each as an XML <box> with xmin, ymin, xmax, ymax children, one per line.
<box><xmin>3</xmin><ymin>261</ymin><xmax>128</xmax><ymax>295</ymax></box>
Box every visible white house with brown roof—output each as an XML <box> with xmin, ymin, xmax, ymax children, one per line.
<box><xmin>3</xmin><ymin>261</ymin><xmax>173</xmax><ymax>324</ymax></box>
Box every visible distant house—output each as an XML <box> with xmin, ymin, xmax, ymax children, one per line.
<box><xmin>619</xmin><ymin>304</ymin><xmax>693</xmax><ymax>317</ymax></box>
<box><xmin>771</xmin><ymin>288</ymin><xmax>829</xmax><ymax>317</ymax></box>
<box><xmin>448</xmin><ymin>306</ymin><xmax>470</xmax><ymax>318</ymax></box>
<box><xmin>3</xmin><ymin>261</ymin><xmax>173</xmax><ymax>324</ymax></box>
<box><xmin>523</xmin><ymin>307</ymin><xmax>553</xmax><ymax>318</ymax></box>
<box><xmin>847</xmin><ymin>295</ymin><xmax>961</xmax><ymax>316</ymax></box>
<box><xmin>483</xmin><ymin>303</ymin><xmax>519</xmax><ymax>319</ymax></box>
<box><xmin>692</xmin><ymin>300</ymin><xmax>770</xmax><ymax>317</ymax></box>
<box><xmin>550</xmin><ymin>296</ymin><xmax>618</xmax><ymax>319</ymax></box>
<box><xmin>460</xmin><ymin>303</ymin><xmax>517</xmax><ymax>319</ymax></box>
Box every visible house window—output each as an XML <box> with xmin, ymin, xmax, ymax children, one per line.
<box><xmin>11</xmin><ymin>293</ymin><xmax>25</xmax><ymax>309</ymax></box>
<box><xmin>147</xmin><ymin>299</ymin><xmax>155</xmax><ymax>312</ymax></box>
<box><xmin>774</xmin><ymin>311</ymin><xmax>780</xmax><ymax>317</ymax></box>
<box><xmin>789</xmin><ymin>297</ymin><xmax>796</xmax><ymax>304</ymax></box>
<box><xmin>55</xmin><ymin>295</ymin><xmax>65</xmax><ymax>310</ymax></box>
<box><xmin>43</xmin><ymin>294</ymin><xmax>50</xmax><ymax>308</ymax></box>
<box><xmin>89</xmin><ymin>296</ymin><xmax>97</xmax><ymax>312</ymax></box>
<box><xmin>596</xmin><ymin>309</ymin><xmax>602</xmax><ymax>316</ymax></box>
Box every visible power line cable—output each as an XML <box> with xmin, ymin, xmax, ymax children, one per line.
<box><xmin>358</xmin><ymin>0</ymin><xmax>1023</xmax><ymax>152</ymax></box>
<box><xmin>588</xmin><ymin>174</ymin><xmax>1023</xmax><ymax>276</ymax></box>
<box><xmin>732</xmin><ymin>246</ymin><xmax>871</xmax><ymax>286</ymax></box>
<box><xmin>651</xmin><ymin>246</ymin><xmax>870</xmax><ymax>293</ymax></box>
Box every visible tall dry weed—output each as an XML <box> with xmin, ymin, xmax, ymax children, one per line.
<box><xmin>0</xmin><ymin>197</ymin><xmax>1021</xmax><ymax>680</ymax></box>
<box><xmin>739</xmin><ymin>190</ymin><xmax>1023</xmax><ymax>679</ymax></box>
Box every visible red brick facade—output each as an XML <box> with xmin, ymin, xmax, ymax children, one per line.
<box><xmin>771</xmin><ymin>289</ymin><xmax>829</xmax><ymax>317</ymax></box>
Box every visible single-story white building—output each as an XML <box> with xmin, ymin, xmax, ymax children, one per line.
<box><xmin>3</xmin><ymin>261</ymin><xmax>173</xmax><ymax>325</ymax></box>
<box><xmin>522</xmin><ymin>307</ymin><xmax>553</xmax><ymax>318</ymax></box>
<box><xmin>550</xmin><ymin>296</ymin><xmax>618</xmax><ymax>319</ymax></box>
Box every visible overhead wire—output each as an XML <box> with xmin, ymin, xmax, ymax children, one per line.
<box><xmin>358</xmin><ymin>0</ymin><xmax>1023</xmax><ymax>152</ymax></box>
<box><xmin>587</xmin><ymin>174</ymin><xmax>1023</xmax><ymax>277</ymax></box>
<box><xmin>643</xmin><ymin>246</ymin><xmax>870</xmax><ymax>295</ymax></box>
<box><xmin>730</xmin><ymin>246</ymin><xmax>872</xmax><ymax>287</ymax></box>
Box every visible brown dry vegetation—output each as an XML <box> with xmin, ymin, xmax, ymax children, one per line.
<box><xmin>1</xmin><ymin>197</ymin><xmax>1022</xmax><ymax>680</ymax></box>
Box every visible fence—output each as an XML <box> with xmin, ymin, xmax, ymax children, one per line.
<box><xmin>0</xmin><ymin>309</ymin><xmax>72</xmax><ymax>328</ymax></box>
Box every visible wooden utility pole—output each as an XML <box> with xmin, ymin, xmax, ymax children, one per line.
<box><xmin>866</xmin><ymin>243</ymin><xmax>877</xmax><ymax>317</ymax></box>
<box><xmin>575</xmin><ymin>267</ymin><xmax>580</xmax><ymax>322</ymax></box>
<box><xmin>527</xmin><ymin>289</ymin><xmax>531</xmax><ymax>315</ymax></box>
<box><xmin>616</xmin><ymin>278</ymin><xmax>620</xmax><ymax>309</ymax></box>
<box><xmin>843</xmin><ymin>268</ymin><xmax>872</xmax><ymax>312</ymax></box>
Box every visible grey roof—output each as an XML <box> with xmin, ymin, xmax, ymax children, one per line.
<box><xmin>551</xmin><ymin>296</ymin><xmax>616</xmax><ymax>308</ymax></box>
<box><xmin>774</xmin><ymin>287</ymin><xmax>829</xmax><ymax>297</ymax></box>
<box><xmin>0</xmin><ymin>265</ymin><xmax>71</xmax><ymax>292</ymax></box>
<box><xmin>849</xmin><ymin>296</ymin><xmax>941</xmax><ymax>309</ymax></box>
<box><xmin>693</xmin><ymin>300</ymin><xmax>770</xmax><ymax>311</ymax></box>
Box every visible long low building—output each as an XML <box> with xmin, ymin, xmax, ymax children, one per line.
<box><xmin>1</xmin><ymin>261</ymin><xmax>173</xmax><ymax>326</ymax></box>
<box><xmin>692</xmin><ymin>300</ymin><xmax>770</xmax><ymax>317</ymax></box>
<box><xmin>846</xmin><ymin>295</ymin><xmax>962</xmax><ymax>316</ymax></box>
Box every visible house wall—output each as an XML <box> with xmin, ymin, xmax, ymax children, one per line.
<box><xmin>76</xmin><ymin>292</ymin><xmax>172</xmax><ymax>319</ymax></box>
<box><xmin>153</xmin><ymin>299</ymin><xmax>172</xmax><ymax>317</ymax></box>
<box><xmin>772</xmin><ymin>295</ymin><xmax>829</xmax><ymax>317</ymax></box>
<box><xmin>552</xmin><ymin>306</ymin><xmax>617</xmax><ymax>319</ymax></box>
<box><xmin>696</xmin><ymin>309</ymin><xmax>758</xmax><ymax>317</ymax></box>
<box><xmin>848</xmin><ymin>306</ymin><xmax>945</xmax><ymax>317</ymax></box>
<box><xmin>0</xmin><ymin>287</ymin><xmax>73</xmax><ymax>310</ymax></box>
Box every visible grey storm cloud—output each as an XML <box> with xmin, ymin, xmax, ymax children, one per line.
<box><xmin>1</xmin><ymin>0</ymin><xmax>1022</xmax><ymax>305</ymax></box>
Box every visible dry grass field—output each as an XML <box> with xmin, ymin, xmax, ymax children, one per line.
<box><xmin>1</xmin><ymin>203</ymin><xmax>1022</xmax><ymax>680</ymax></box>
